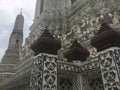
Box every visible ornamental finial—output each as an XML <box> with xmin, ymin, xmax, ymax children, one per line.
<box><xmin>20</xmin><ymin>8</ymin><xmax>22</xmax><ymax>14</ymax></box>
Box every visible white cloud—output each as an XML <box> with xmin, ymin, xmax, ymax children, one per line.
<box><xmin>0</xmin><ymin>29</ymin><xmax>9</xmax><ymax>40</ymax></box>
<box><xmin>0</xmin><ymin>0</ymin><xmax>36</xmax><ymax>62</ymax></box>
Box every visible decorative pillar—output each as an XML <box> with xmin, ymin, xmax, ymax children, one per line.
<box><xmin>91</xmin><ymin>23</ymin><xmax>120</xmax><ymax>90</ymax></box>
<box><xmin>111</xmin><ymin>48</ymin><xmax>120</xmax><ymax>80</ymax></box>
<box><xmin>72</xmin><ymin>74</ymin><xmax>81</xmax><ymax>90</ymax></box>
<box><xmin>30</xmin><ymin>28</ymin><xmax>61</xmax><ymax>90</ymax></box>
<box><xmin>98</xmin><ymin>48</ymin><xmax>120</xmax><ymax>90</ymax></box>
<box><xmin>42</xmin><ymin>53</ymin><xmax>58</xmax><ymax>90</ymax></box>
<box><xmin>73</xmin><ymin>74</ymin><xmax>88</xmax><ymax>90</ymax></box>
<box><xmin>30</xmin><ymin>55</ymin><xmax>44</xmax><ymax>90</ymax></box>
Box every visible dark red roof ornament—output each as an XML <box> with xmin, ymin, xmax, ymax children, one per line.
<box><xmin>64</xmin><ymin>40</ymin><xmax>90</xmax><ymax>62</ymax></box>
<box><xmin>91</xmin><ymin>23</ymin><xmax>120</xmax><ymax>52</ymax></box>
<box><xmin>40</xmin><ymin>26</ymin><xmax>54</xmax><ymax>38</ymax></box>
<box><xmin>31</xmin><ymin>28</ymin><xmax>61</xmax><ymax>55</ymax></box>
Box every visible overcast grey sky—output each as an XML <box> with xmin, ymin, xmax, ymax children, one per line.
<box><xmin>0</xmin><ymin>0</ymin><xmax>36</xmax><ymax>61</ymax></box>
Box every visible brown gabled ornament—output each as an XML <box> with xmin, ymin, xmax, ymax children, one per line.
<box><xmin>91</xmin><ymin>23</ymin><xmax>120</xmax><ymax>52</ymax></box>
<box><xmin>64</xmin><ymin>40</ymin><xmax>90</xmax><ymax>62</ymax></box>
<box><xmin>31</xmin><ymin>28</ymin><xmax>61</xmax><ymax>55</ymax></box>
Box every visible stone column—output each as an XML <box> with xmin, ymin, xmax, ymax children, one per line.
<box><xmin>91</xmin><ymin>22</ymin><xmax>120</xmax><ymax>90</ymax></box>
<box><xmin>98</xmin><ymin>48</ymin><xmax>120</xmax><ymax>90</ymax></box>
<box><xmin>30</xmin><ymin>55</ymin><xmax>44</xmax><ymax>90</ymax></box>
<box><xmin>42</xmin><ymin>53</ymin><xmax>58</xmax><ymax>90</ymax></box>
<box><xmin>30</xmin><ymin>53</ymin><xmax>58</xmax><ymax>90</ymax></box>
<box><xmin>30</xmin><ymin>28</ymin><xmax>61</xmax><ymax>90</ymax></box>
<box><xmin>73</xmin><ymin>74</ymin><xmax>81</xmax><ymax>90</ymax></box>
<box><xmin>73</xmin><ymin>74</ymin><xmax>89</xmax><ymax>90</ymax></box>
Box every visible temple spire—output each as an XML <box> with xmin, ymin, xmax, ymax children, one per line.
<box><xmin>13</xmin><ymin>12</ymin><xmax>24</xmax><ymax>31</ymax></box>
<box><xmin>1</xmin><ymin>13</ymin><xmax>24</xmax><ymax>64</ymax></box>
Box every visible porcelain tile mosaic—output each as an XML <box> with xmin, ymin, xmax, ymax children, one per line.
<box><xmin>98</xmin><ymin>48</ymin><xmax>120</xmax><ymax>90</ymax></box>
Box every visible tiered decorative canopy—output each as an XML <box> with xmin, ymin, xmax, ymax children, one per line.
<box><xmin>31</xmin><ymin>28</ymin><xmax>61</xmax><ymax>55</ymax></box>
<box><xmin>64</xmin><ymin>40</ymin><xmax>90</xmax><ymax>62</ymax></box>
<box><xmin>91</xmin><ymin>23</ymin><xmax>120</xmax><ymax>52</ymax></box>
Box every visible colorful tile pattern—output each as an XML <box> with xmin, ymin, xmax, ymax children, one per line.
<box><xmin>98</xmin><ymin>48</ymin><xmax>120</xmax><ymax>90</ymax></box>
<box><xmin>30</xmin><ymin>48</ymin><xmax>120</xmax><ymax>90</ymax></box>
<box><xmin>58</xmin><ymin>60</ymin><xmax>99</xmax><ymax>73</ymax></box>
<box><xmin>30</xmin><ymin>55</ymin><xmax>43</xmax><ymax>90</ymax></box>
<box><xmin>109</xmin><ymin>48</ymin><xmax>120</xmax><ymax>80</ymax></box>
<box><xmin>30</xmin><ymin>54</ymin><xmax>58</xmax><ymax>90</ymax></box>
<box><xmin>42</xmin><ymin>54</ymin><xmax>58</xmax><ymax>90</ymax></box>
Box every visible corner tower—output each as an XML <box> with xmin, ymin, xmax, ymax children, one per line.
<box><xmin>1</xmin><ymin>12</ymin><xmax>24</xmax><ymax>64</ymax></box>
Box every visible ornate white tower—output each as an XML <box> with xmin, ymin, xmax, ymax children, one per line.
<box><xmin>34</xmin><ymin>0</ymin><xmax>71</xmax><ymax>21</ymax></box>
<box><xmin>30</xmin><ymin>0</ymin><xmax>65</xmax><ymax>39</ymax></box>
<box><xmin>1</xmin><ymin>12</ymin><xmax>24</xmax><ymax>64</ymax></box>
<box><xmin>34</xmin><ymin>0</ymin><xmax>48</xmax><ymax>22</ymax></box>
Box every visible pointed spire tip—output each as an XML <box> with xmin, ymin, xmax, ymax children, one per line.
<box><xmin>20</xmin><ymin>8</ymin><xmax>22</xmax><ymax>14</ymax></box>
